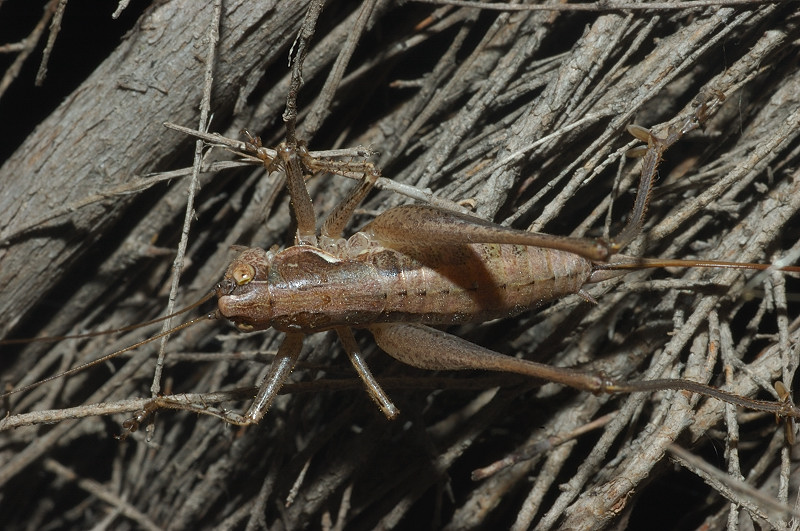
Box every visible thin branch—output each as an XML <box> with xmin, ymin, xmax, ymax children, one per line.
<box><xmin>284</xmin><ymin>0</ymin><xmax>325</xmax><ymax>143</ymax></box>
<box><xmin>0</xmin><ymin>0</ymin><xmax>58</xmax><ymax>99</ymax></box>
<box><xmin>669</xmin><ymin>444</ymin><xmax>800</xmax><ymax>526</ymax></box>
<box><xmin>415</xmin><ymin>0</ymin><xmax>781</xmax><ymax>11</ymax></box>
<box><xmin>35</xmin><ymin>0</ymin><xmax>67</xmax><ymax>85</ymax></box>
<box><xmin>150</xmin><ymin>0</ymin><xmax>222</xmax><ymax>404</ymax></box>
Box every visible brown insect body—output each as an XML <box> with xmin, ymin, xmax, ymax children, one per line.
<box><xmin>189</xmin><ymin>92</ymin><xmax>800</xmax><ymax>430</ymax></box>
<box><xmin>6</xmin><ymin>92</ymin><xmax>799</xmax><ymax>435</ymax></box>
<box><xmin>217</xmin><ymin>204</ymin><xmax>592</xmax><ymax>334</ymax></box>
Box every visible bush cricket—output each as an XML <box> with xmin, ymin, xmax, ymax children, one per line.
<box><xmin>3</xmin><ymin>90</ymin><xmax>799</xmax><ymax>434</ymax></box>
<box><xmin>2</xmin><ymin>2</ymin><xmax>800</xmax><ymax>529</ymax></box>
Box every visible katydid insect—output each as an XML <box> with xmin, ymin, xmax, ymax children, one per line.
<box><xmin>3</xmin><ymin>91</ymin><xmax>798</xmax><ymax>435</ymax></box>
<box><xmin>4</xmin><ymin>2</ymin><xmax>800</xmax><ymax>530</ymax></box>
<box><xmin>2</xmin><ymin>96</ymin><xmax>799</xmax><ymax>531</ymax></box>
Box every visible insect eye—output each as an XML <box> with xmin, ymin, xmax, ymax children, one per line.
<box><xmin>232</xmin><ymin>263</ymin><xmax>256</xmax><ymax>285</ymax></box>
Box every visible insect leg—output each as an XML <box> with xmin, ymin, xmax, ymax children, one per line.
<box><xmin>368</xmin><ymin>323</ymin><xmax>800</xmax><ymax>420</ymax></box>
<box><xmin>277</xmin><ymin>143</ymin><xmax>317</xmax><ymax>246</ymax></box>
<box><xmin>336</xmin><ymin>327</ymin><xmax>398</xmax><ymax>419</ymax></box>
<box><xmin>362</xmin><ymin>204</ymin><xmax>610</xmax><ymax>261</ymax></box>
<box><xmin>242</xmin><ymin>331</ymin><xmax>304</xmax><ymax>424</ymax></box>
<box><xmin>369</xmin><ymin>323</ymin><xmax>608</xmax><ymax>393</ymax></box>
<box><xmin>321</xmin><ymin>161</ymin><xmax>380</xmax><ymax>239</ymax></box>
<box><xmin>123</xmin><ymin>331</ymin><xmax>305</xmax><ymax>430</ymax></box>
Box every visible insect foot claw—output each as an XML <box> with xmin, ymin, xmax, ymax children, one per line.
<box><xmin>115</xmin><ymin>417</ymin><xmax>141</xmax><ymax>440</ymax></box>
<box><xmin>116</xmin><ymin>401</ymin><xmax>160</xmax><ymax>439</ymax></box>
<box><xmin>241</xmin><ymin>129</ymin><xmax>262</xmax><ymax>149</ymax></box>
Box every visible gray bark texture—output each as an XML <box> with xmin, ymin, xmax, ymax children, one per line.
<box><xmin>1</xmin><ymin>1</ymin><xmax>800</xmax><ymax>529</ymax></box>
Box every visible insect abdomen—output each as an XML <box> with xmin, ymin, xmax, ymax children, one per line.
<box><xmin>363</xmin><ymin>243</ymin><xmax>593</xmax><ymax>325</ymax></box>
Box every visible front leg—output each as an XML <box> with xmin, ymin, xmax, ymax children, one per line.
<box><xmin>276</xmin><ymin>143</ymin><xmax>317</xmax><ymax>246</ymax></box>
<box><xmin>243</xmin><ymin>331</ymin><xmax>304</xmax><ymax>424</ymax></box>
<box><xmin>122</xmin><ymin>332</ymin><xmax>305</xmax><ymax>430</ymax></box>
<box><xmin>321</xmin><ymin>164</ymin><xmax>380</xmax><ymax>239</ymax></box>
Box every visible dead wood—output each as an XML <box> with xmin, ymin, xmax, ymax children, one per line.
<box><xmin>1</xmin><ymin>1</ymin><xmax>799</xmax><ymax>530</ymax></box>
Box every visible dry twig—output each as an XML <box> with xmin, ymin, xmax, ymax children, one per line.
<box><xmin>1</xmin><ymin>1</ymin><xmax>799</xmax><ymax>529</ymax></box>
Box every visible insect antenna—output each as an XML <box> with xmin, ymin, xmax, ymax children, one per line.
<box><xmin>0</xmin><ymin>290</ymin><xmax>217</xmax><ymax>345</ymax></box>
<box><xmin>0</xmin><ymin>290</ymin><xmax>218</xmax><ymax>399</ymax></box>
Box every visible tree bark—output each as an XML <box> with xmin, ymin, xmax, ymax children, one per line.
<box><xmin>1</xmin><ymin>1</ymin><xmax>799</xmax><ymax>530</ymax></box>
